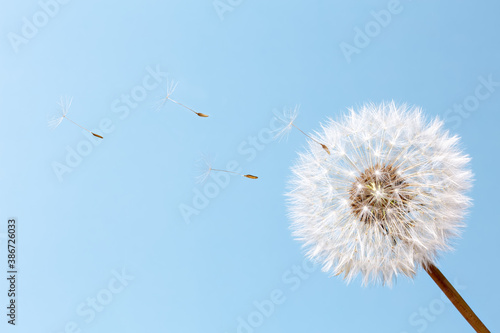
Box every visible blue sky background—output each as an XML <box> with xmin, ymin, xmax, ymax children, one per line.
<box><xmin>1</xmin><ymin>0</ymin><xmax>499</xmax><ymax>332</ymax></box>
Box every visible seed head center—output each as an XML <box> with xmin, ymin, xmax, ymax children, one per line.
<box><xmin>349</xmin><ymin>164</ymin><xmax>410</xmax><ymax>225</ymax></box>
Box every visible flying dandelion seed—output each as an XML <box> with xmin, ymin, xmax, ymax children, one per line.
<box><xmin>49</xmin><ymin>97</ymin><xmax>103</xmax><ymax>139</ymax></box>
<box><xmin>197</xmin><ymin>155</ymin><xmax>257</xmax><ymax>183</ymax></box>
<box><xmin>197</xmin><ymin>155</ymin><xmax>215</xmax><ymax>184</ymax></box>
<box><xmin>287</xmin><ymin>102</ymin><xmax>489</xmax><ymax>332</ymax></box>
<box><xmin>274</xmin><ymin>105</ymin><xmax>330</xmax><ymax>154</ymax></box>
<box><xmin>157</xmin><ymin>79</ymin><xmax>209</xmax><ymax>118</ymax></box>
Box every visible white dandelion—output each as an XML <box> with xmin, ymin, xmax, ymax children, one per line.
<box><xmin>49</xmin><ymin>97</ymin><xmax>103</xmax><ymax>139</ymax></box>
<box><xmin>157</xmin><ymin>79</ymin><xmax>208</xmax><ymax>118</ymax></box>
<box><xmin>274</xmin><ymin>105</ymin><xmax>330</xmax><ymax>154</ymax></box>
<box><xmin>287</xmin><ymin>102</ymin><xmax>488</xmax><ymax>332</ymax></box>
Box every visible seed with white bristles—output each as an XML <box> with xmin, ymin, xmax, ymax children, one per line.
<box><xmin>157</xmin><ymin>79</ymin><xmax>209</xmax><ymax>118</ymax></box>
<box><xmin>48</xmin><ymin>97</ymin><xmax>104</xmax><ymax>139</ymax></box>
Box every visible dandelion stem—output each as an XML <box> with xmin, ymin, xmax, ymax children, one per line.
<box><xmin>210</xmin><ymin>168</ymin><xmax>258</xmax><ymax>179</ymax></box>
<box><xmin>291</xmin><ymin>124</ymin><xmax>330</xmax><ymax>154</ymax></box>
<box><xmin>425</xmin><ymin>264</ymin><xmax>489</xmax><ymax>333</ymax></box>
<box><xmin>292</xmin><ymin>123</ymin><xmax>320</xmax><ymax>145</ymax></box>
<box><xmin>168</xmin><ymin>98</ymin><xmax>208</xmax><ymax>117</ymax></box>
<box><xmin>63</xmin><ymin>116</ymin><xmax>90</xmax><ymax>132</ymax></box>
<box><xmin>63</xmin><ymin>116</ymin><xmax>103</xmax><ymax>139</ymax></box>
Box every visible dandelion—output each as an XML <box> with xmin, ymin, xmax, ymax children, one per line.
<box><xmin>49</xmin><ymin>97</ymin><xmax>103</xmax><ymax>139</ymax></box>
<box><xmin>197</xmin><ymin>155</ymin><xmax>257</xmax><ymax>183</ymax></box>
<box><xmin>287</xmin><ymin>102</ymin><xmax>488</xmax><ymax>332</ymax></box>
<box><xmin>157</xmin><ymin>79</ymin><xmax>208</xmax><ymax>117</ymax></box>
<box><xmin>274</xmin><ymin>105</ymin><xmax>330</xmax><ymax>154</ymax></box>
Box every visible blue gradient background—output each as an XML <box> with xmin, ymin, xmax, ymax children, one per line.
<box><xmin>1</xmin><ymin>1</ymin><xmax>499</xmax><ymax>332</ymax></box>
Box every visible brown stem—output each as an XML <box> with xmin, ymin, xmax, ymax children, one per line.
<box><xmin>425</xmin><ymin>264</ymin><xmax>489</xmax><ymax>332</ymax></box>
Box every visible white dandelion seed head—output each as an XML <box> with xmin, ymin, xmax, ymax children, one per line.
<box><xmin>273</xmin><ymin>105</ymin><xmax>299</xmax><ymax>141</ymax></box>
<box><xmin>48</xmin><ymin>96</ymin><xmax>72</xmax><ymax>129</ymax></box>
<box><xmin>287</xmin><ymin>102</ymin><xmax>473</xmax><ymax>286</ymax></box>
